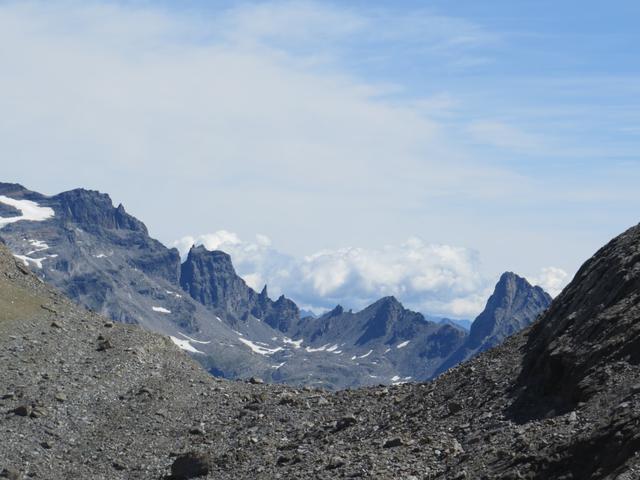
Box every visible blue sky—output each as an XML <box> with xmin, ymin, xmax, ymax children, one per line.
<box><xmin>0</xmin><ymin>1</ymin><xmax>638</xmax><ymax>317</ymax></box>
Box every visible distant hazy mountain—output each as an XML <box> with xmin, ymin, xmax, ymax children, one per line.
<box><xmin>433</xmin><ymin>317</ymin><xmax>473</xmax><ymax>331</ymax></box>
<box><xmin>0</xmin><ymin>182</ymin><xmax>551</xmax><ymax>388</ymax></box>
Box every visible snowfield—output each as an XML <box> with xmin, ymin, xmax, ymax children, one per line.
<box><xmin>0</xmin><ymin>196</ymin><xmax>54</xmax><ymax>228</ymax></box>
<box><xmin>239</xmin><ymin>338</ymin><xmax>283</xmax><ymax>356</ymax></box>
<box><xmin>169</xmin><ymin>336</ymin><xmax>204</xmax><ymax>354</ymax></box>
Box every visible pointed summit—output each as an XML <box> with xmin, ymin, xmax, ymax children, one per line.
<box><xmin>468</xmin><ymin>272</ymin><xmax>551</xmax><ymax>350</ymax></box>
<box><xmin>435</xmin><ymin>271</ymin><xmax>552</xmax><ymax>375</ymax></box>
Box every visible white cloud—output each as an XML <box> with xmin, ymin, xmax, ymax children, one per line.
<box><xmin>173</xmin><ymin>231</ymin><xmax>488</xmax><ymax>318</ymax></box>
<box><xmin>0</xmin><ymin>1</ymin><xmax>528</xmax><ymax>242</ymax></box>
<box><xmin>528</xmin><ymin>266</ymin><xmax>569</xmax><ymax>297</ymax></box>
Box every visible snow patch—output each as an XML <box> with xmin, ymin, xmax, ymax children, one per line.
<box><xmin>359</xmin><ymin>349</ymin><xmax>373</xmax><ymax>359</ymax></box>
<box><xmin>13</xmin><ymin>238</ymin><xmax>57</xmax><ymax>268</ymax></box>
<box><xmin>0</xmin><ymin>196</ymin><xmax>54</xmax><ymax>229</ymax></box>
<box><xmin>283</xmin><ymin>337</ymin><xmax>304</xmax><ymax>349</ymax></box>
<box><xmin>305</xmin><ymin>344</ymin><xmax>330</xmax><ymax>353</ymax></box>
<box><xmin>95</xmin><ymin>254</ymin><xmax>107</xmax><ymax>259</ymax></box>
<box><xmin>13</xmin><ymin>254</ymin><xmax>48</xmax><ymax>269</ymax></box>
<box><xmin>391</xmin><ymin>375</ymin><xmax>401</xmax><ymax>382</ymax></box>
<box><xmin>271</xmin><ymin>362</ymin><xmax>286</xmax><ymax>369</ymax></box>
<box><xmin>170</xmin><ymin>336</ymin><xmax>204</xmax><ymax>354</ymax></box>
<box><xmin>239</xmin><ymin>338</ymin><xmax>283</xmax><ymax>356</ymax></box>
<box><xmin>26</xmin><ymin>239</ymin><xmax>49</xmax><ymax>255</ymax></box>
<box><xmin>396</xmin><ymin>340</ymin><xmax>410</xmax><ymax>349</ymax></box>
<box><xmin>152</xmin><ymin>306</ymin><xmax>171</xmax><ymax>314</ymax></box>
<box><xmin>178</xmin><ymin>332</ymin><xmax>211</xmax><ymax>345</ymax></box>
<box><xmin>326</xmin><ymin>344</ymin><xmax>339</xmax><ymax>352</ymax></box>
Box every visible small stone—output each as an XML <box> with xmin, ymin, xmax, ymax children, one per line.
<box><xmin>335</xmin><ymin>414</ymin><xmax>357</xmax><ymax>431</ymax></box>
<box><xmin>451</xmin><ymin>439</ymin><xmax>465</xmax><ymax>456</ymax></box>
<box><xmin>448</xmin><ymin>401</ymin><xmax>463</xmax><ymax>415</ymax></box>
<box><xmin>40</xmin><ymin>441</ymin><xmax>53</xmax><ymax>449</ymax></box>
<box><xmin>97</xmin><ymin>339</ymin><xmax>113</xmax><ymax>351</ymax></box>
<box><xmin>171</xmin><ymin>452</ymin><xmax>210</xmax><ymax>479</ymax></box>
<box><xmin>383</xmin><ymin>437</ymin><xmax>404</xmax><ymax>448</ymax></box>
<box><xmin>567</xmin><ymin>411</ymin><xmax>577</xmax><ymax>423</ymax></box>
<box><xmin>55</xmin><ymin>392</ymin><xmax>67</xmax><ymax>402</ymax></box>
<box><xmin>278</xmin><ymin>392</ymin><xmax>297</xmax><ymax>405</ymax></box>
<box><xmin>50</xmin><ymin>321</ymin><xmax>62</xmax><ymax>329</ymax></box>
<box><xmin>30</xmin><ymin>406</ymin><xmax>48</xmax><ymax>418</ymax></box>
<box><xmin>2</xmin><ymin>392</ymin><xmax>15</xmax><ymax>400</ymax></box>
<box><xmin>189</xmin><ymin>427</ymin><xmax>205</xmax><ymax>435</ymax></box>
<box><xmin>104</xmin><ymin>322</ymin><xmax>114</xmax><ymax>328</ymax></box>
<box><xmin>326</xmin><ymin>456</ymin><xmax>346</xmax><ymax>470</ymax></box>
<box><xmin>13</xmin><ymin>405</ymin><xmax>30</xmax><ymax>417</ymax></box>
<box><xmin>0</xmin><ymin>468</ymin><xmax>21</xmax><ymax>480</ymax></box>
<box><xmin>248</xmin><ymin>377</ymin><xmax>264</xmax><ymax>385</ymax></box>
<box><xmin>16</xmin><ymin>263</ymin><xmax>30</xmax><ymax>275</ymax></box>
<box><xmin>112</xmin><ymin>462</ymin><xmax>126</xmax><ymax>471</ymax></box>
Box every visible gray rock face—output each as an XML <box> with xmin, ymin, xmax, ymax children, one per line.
<box><xmin>468</xmin><ymin>272</ymin><xmax>551</xmax><ymax>351</ymax></box>
<box><xmin>180</xmin><ymin>246</ymin><xmax>299</xmax><ymax>332</ymax></box>
<box><xmin>436</xmin><ymin>272</ymin><xmax>551</xmax><ymax>375</ymax></box>
<box><xmin>2</xmin><ymin>222</ymin><xmax>640</xmax><ymax>479</ymax></box>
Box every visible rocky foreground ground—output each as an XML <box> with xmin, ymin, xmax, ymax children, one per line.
<box><xmin>1</xmin><ymin>223</ymin><xmax>640</xmax><ymax>479</ymax></box>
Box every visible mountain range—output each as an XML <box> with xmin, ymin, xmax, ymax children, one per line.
<box><xmin>1</xmin><ymin>208</ymin><xmax>639</xmax><ymax>478</ymax></box>
<box><xmin>0</xmin><ymin>182</ymin><xmax>551</xmax><ymax>388</ymax></box>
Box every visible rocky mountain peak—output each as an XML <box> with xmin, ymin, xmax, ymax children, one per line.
<box><xmin>180</xmin><ymin>245</ymin><xmax>248</xmax><ymax>313</ymax></box>
<box><xmin>365</xmin><ymin>295</ymin><xmax>404</xmax><ymax>314</ymax></box>
<box><xmin>180</xmin><ymin>244</ymin><xmax>300</xmax><ymax>332</ymax></box>
<box><xmin>434</xmin><ymin>271</ymin><xmax>552</xmax><ymax>376</ymax></box>
<box><xmin>53</xmin><ymin>188</ymin><xmax>148</xmax><ymax>234</ymax></box>
<box><xmin>0</xmin><ymin>182</ymin><xmax>30</xmax><ymax>197</ymax></box>
<box><xmin>467</xmin><ymin>271</ymin><xmax>551</xmax><ymax>350</ymax></box>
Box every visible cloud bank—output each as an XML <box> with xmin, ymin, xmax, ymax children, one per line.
<box><xmin>174</xmin><ymin>232</ymin><xmax>568</xmax><ymax>319</ymax></box>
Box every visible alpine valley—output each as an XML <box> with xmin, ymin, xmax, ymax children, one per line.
<box><xmin>1</xmin><ymin>187</ymin><xmax>639</xmax><ymax>478</ymax></box>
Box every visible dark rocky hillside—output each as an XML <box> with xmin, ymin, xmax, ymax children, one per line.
<box><xmin>1</xmin><ymin>218</ymin><xmax>640</xmax><ymax>478</ymax></box>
